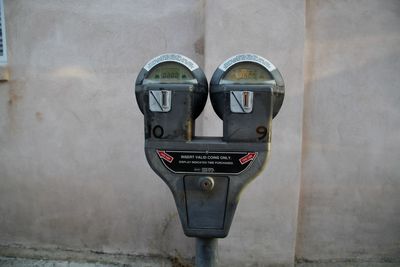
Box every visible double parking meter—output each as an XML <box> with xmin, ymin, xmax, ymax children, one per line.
<box><xmin>135</xmin><ymin>53</ymin><xmax>284</xmax><ymax>238</ymax></box>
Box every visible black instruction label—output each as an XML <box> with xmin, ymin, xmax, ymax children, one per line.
<box><xmin>156</xmin><ymin>150</ymin><xmax>257</xmax><ymax>175</ymax></box>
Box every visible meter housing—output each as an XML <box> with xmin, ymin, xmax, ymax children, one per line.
<box><xmin>210</xmin><ymin>54</ymin><xmax>285</xmax><ymax>143</ymax></box>
<box><xmin>135</xmin><ymin>53</ymin><xmax>284</xmax><ymax>238</ymax></box>
<box><xmin>135</xmin><ymin>54</ymin><xmax>208</xmax><ymax>141</ymax></box>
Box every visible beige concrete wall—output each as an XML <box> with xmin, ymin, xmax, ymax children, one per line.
<box><xmin>202</xmin><ymin>1</ymin><xmax>305</xmax><ymax>266</ymax></box>
<box><xmin>296</xmin><ymin>0</ymin><xmax>400</xmax><ymax>263</ymax></box>
<box><xmin>0</xmin><ymin>0</ymin><xmax>399</xmax><ymax>266</ymax></box>
<box><xmin>0</xmin><ymin>0</ymin><xmax>204</xmax><ymax>260</ymax></box>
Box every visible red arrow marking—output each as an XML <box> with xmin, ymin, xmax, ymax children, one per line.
<box><xmin>239</xmin><ymin>152</ymin><xmax>257</xmax><ymax>165</ymax></box>
<box><xmin>157</xmin><ymin>150</ymin><xmax>174</xmax><ymax>163</ymax></box>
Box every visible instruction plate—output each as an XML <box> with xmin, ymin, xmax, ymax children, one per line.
<box><xmin>156</xmin><ymin>150</ymin><xmax>258</xmax><ymax>175</ymax></box>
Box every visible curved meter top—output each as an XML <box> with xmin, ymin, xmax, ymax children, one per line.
<box><xmin>218</xmin><ymin>54</ymin><xmax>277</xmax><ymax>72</ymax></box>
<box><xmin>144</xmin><ymin>53</ymin><xmax>199</xmax><ymax>72</ymax></box>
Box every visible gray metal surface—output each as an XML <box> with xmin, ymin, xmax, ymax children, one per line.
<box><xmin>144</xmin><ymin>139</ymin><xmax>269</xmax><ymax>238</ymax></box>
<box><xmin>195</xmin><ymin>238</ymin><xmax>218</xmax><ymax>267</ymax></box>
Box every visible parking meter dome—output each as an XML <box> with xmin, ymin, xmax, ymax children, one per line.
<box><xmin>210</xmin><ymin>54</ymin><xmax>285</xmax><ymax>120</ymax></box>
<box><xmin>135</xmin><ymin>54</ymin><xmax>208</xmax><ymax>119</ymax></box>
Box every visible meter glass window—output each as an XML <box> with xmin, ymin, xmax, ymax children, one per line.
<box><xmin>221</xmin><ymin>63</ymin><xmax>274</xmax><ymax>84</ymax></box>
<box><xmin>144</xmin><ymin>62</ymin><xmax>196</xmax><ymax>84</ymax></box>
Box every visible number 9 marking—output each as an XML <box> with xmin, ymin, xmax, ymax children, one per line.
<box><xmin>256</xmin><ymin>126</ymin><xmax>268</xmax><ymax>140</ymax></box>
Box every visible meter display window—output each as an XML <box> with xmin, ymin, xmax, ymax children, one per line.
<box><xmin>144</xmin><ymin>62</ymin><xmax>196</xmax><ymax>84</ymax></box>
<box><xmin>221</xmin><ymin>63</ymin><xmax>273</xmax><ymax>84</ymax></box>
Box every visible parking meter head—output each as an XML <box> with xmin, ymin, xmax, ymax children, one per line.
<box><xmin>210</xmin><ymin>54</ymin><xmax>285</xmax><ymax>120</ymax></box>
<box><xmin>135</xmin><ymin>54</ymin><xmax>208</xmax><ymax>119</ymax></box>
<box><xmin>135</xmin><ymin>54</ymin><xmax>208</xmax><ymax>141</ymax></box>
<box><xmin>209</xmin><ymin>54</ymin><xmax>285</xmax><ymax>142</ymax></box>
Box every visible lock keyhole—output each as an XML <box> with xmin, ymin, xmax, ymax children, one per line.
<box><xmin>199</xmin><ymin>177</ymin><xmax>215</xmax><ymax>192</ymax></box>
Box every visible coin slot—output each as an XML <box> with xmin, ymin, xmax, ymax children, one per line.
<box><xmin>243</xmin><ymin>91</ymin><xmax>249</xmax><ymax>108</ymax></box>
<box><xmin>161</xmin><ymin>90</ymin><xmax>168</xmax><ymax>108</ymax></box>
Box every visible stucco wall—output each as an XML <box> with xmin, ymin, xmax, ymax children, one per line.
<box><xmin>296</xmin><ymin>0</ymin><xmax>400</xmax><ymax>262</ymax></box>
<box><xmin>0</xmin><ymin>0</ymin><xmax>203</xmax><ymax>259</ymax></box>
<box><xmin>0</xmin><ymin>0</ymin><xmax>399</xmax><ymax>266</ymax></box>
<box><xmin>202</xmin><ymin>1</ymin><xmax>305</xmax><ymax>266</ymax></box>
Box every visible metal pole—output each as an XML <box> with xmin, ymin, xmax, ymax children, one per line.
<box><xmin>195</xmin><ymin>238</ymin><xmax>218</xmax><ymax>267</ymax></box>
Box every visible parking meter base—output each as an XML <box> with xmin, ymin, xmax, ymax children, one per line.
<box><xmin>144</xmin><ymin>140</ymin><xmax>269</xmax><ymax>238</ymax></box>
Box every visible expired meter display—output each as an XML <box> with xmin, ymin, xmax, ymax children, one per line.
<box><xmin>221</xmin><ymin>62</ymin><xmax>273</xmax><ymax>84</ymax></box>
